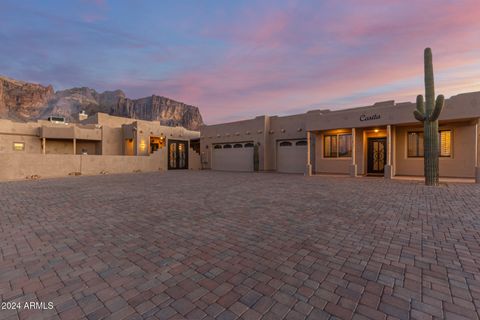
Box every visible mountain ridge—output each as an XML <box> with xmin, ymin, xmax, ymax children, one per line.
<box><xmin>0</xmin><ymin>75</ymin><xmax>204</xmax><ymax>130</ymax></box>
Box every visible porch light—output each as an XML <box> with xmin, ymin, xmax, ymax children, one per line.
<box><xmin>374</xmin><ymin>129</ymin><xmax>379</xmax><ymax>133</ymax></box>
<box><xmin>139</xmin><ymin>140</ymin><xmax>146</xmax><ymax>151</ymax></box>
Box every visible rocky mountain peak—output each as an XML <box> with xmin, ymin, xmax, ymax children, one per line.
<box><xmin>0</xmin><ymin>75</ymin><xmax>204</xmax><ymax>130</ymax></box>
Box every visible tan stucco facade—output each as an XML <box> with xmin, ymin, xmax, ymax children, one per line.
<box><xmin>0</xmin><ymin>113</ymin><xmax>200</xmax><ymax>180</ymax></box>
<box><xmin>201</xmin><ymin>91</ymin><xmax>480</xmax><ymax>182</ymax></box>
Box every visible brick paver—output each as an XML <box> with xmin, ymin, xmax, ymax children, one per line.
<box><xmin>1</xmin><ymin>171</ymin><xmax>480</xmax><ymax>319</ymax></box>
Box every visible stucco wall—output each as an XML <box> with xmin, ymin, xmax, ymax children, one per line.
<box><xmin>0</xmin><ymin>134</ymin><xmax>42</xmax><ymax>154</ymax></box>
<box><xmin>395</xmin><ymin>123</ymin><xmax>476</xmax><ymax>178</ymax></box>
<box><xmin>200</xmin><ymin>116</ymin><xmax>267</xmax><ymax>170</ymax></box>
<box><xmin>45</xmin><ymin>139</ymin><xmax>74</xmax><ymax>154</ymax></box>
<box><xmin>200</xmin><ymin>114</ymin><xmax>308</xmax><ymax>171</ymax></box>
<box><xmin>268</xmin><ymin>114</ymin><xmax>307</xmax><ymax>171</ymax></box>
<box><xmin>314</xmin><ymin>129</ymin><xmax>352</xmax><ymax>175</ymax></box>
<box><xmin>0</xmin><ymin>153</ymin><xmax>165</xmax><ymax>181</ymax></box>
<box><xmin>101</xmin><ymin>127</ymin><xmax>123</xmax><ymax>155</ymax></box>
<box><xmin>0</xmin><ymin>145</ymin><xmax>201</xmax><ymax>181</ymax></box>
<box><xmin>76</xmin><ymin>140</ymin><xmax>100</xmax><ymax>155</ymax></box>
<box><xmin>189</xmin><ymin>149</ymin><xmax>201</xmax><ymax>170</ymax></box>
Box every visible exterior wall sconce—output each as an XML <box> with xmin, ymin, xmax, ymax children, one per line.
<box><xmin>269</xmin><ymin>130</ymin><xmax>274</xmax><ymax>134</ymax></box>
<box><xmin>245</xmin><ymin>131</ymin><xmax>250</xmax><ymax>135</ymax></box>
<box><xmin>281</xmin><ymin>129</ymin><xmax>286</xmax><ymax>133</ymax></box>
<box><xmin>139</xmin><ymin>140</ymin><xmax>146</xmax><ymax>151</ymax></box>
<box><xmin>235</xmin><ymin>132</ymin><xmax>240</xmax><ymax>136</ymax></box>
<box><xmin>297</xmin><ymin>128</ymin><xmax>303</xmax><ymax>132</ymax></box>
<box><xmin>257</xmin><ymin>130</ymin><xmax>263</xmax><ymax>134</ymax></box>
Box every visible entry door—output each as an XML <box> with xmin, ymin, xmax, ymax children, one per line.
<box><xmin>168</xmin><ymin>140</ymin><xmax>188</xmax><ymax>170</ymax></box>
<box><xmin>367</xmin><ymin>138</ymin><xmax>386</xmax><ymax>174</ymax></box>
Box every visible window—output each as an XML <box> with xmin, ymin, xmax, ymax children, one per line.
<box><xmin>244</xmin><ymin>143</ymin><xmax>254</xmax><ymax>148</ymax></box>
<box><xmin>324</xmin><ymin>135</ymin><xmax>337</xmax><ymax>158</ymax></box>
<box><xmin>279</xmin><ymin>141</ymin><xmax>292</xmax><ymax>147</ymax></box>
<box><xmin>223</xmin><ymin>144</ymin><xmax>232</xmax><ymax>149</ymax></box>
<box><xmin>440</xmin><ymin>130</ymin><xmax>452</xmax><ymax>157</ymax></box>
<box><xmin>296</xmin><ymin>140</ymin><xmax>307</xmax><ymax>146</ymax></box>
<box><xmin>407</xmin><ymin>130</ymin><xmax>452</xmax><ymax>157</ymax></box>
<box><xmin>13</xmin><ymin>142</ymin><xmax>25</xmax><ymax>151</ymax></box>
<box><xmin>214</xmin><ymin>144</ymin><xmax>222</xmax><ymax>149</ymax></box>
<box><xmin>233</xmin><ymin>144</ymin><xmax>243</xmax><ymax>148</ymax></box>
<box><xmin>407</xmin><ymin>132</ymin><xmax>424</xmax><ymax>157</ymax></box>
<box><xmin>338</xmin><ymin>135</ymin><xmax>352</xmax><ymax>157</ymax></box>
<box><xmin>324</xmin><ymin>134</ymin><xmax>352</xmax><ymax>158</ymax></box>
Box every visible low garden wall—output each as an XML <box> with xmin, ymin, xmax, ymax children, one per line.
<box><xmin>0</xmin><ymin>153</ymin><xmax>166</xmax><ymax>181</ymax></box>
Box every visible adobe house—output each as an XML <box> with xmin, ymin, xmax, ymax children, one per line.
<box><xmin>0</xmin><ymin>112</ymin><xmax>200</xmax><ymax>180</ymax></box>
<box><xmin>200</xmin><ymin>91</ymin><xmax>480</xmax><ymax>182</ymax></box>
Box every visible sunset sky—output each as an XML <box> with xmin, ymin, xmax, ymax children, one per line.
<box><xmin>1</xmin><ymin>0</ymin><xmax>479</xmax><ymax>124</ymax></box>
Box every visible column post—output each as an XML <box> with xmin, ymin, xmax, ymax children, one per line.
<box><xmin>73</xmin><ymin>126</ymin><xmax>76</xmax><ymax>155</ymax></box>
<box><xmin>384</xmin><ymin>125</ymin><xmax>393</xmax><ymax>179</ymax></box>
<box><xmin>349</xmin><ymin>128</ymin><xmax>357</xmax><ymax>177</ymax></box>
<box><xmin>306</xmin><ymin>131</ymin><xmax>312</xmax><ymax>176</ymax></box>
<box><xmin>475</xmin><ymin>122</ymin><xmax>480</xmax><ymax>183</ymax></box>
<box><xmin>42</xmin><ymin>138</ymin><xmax>46</xmax><ymax>155</ymax></box>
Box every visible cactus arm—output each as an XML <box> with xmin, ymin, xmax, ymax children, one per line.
<box><xmin>414</xmin><ymin>95</ymin><xmax>425</xmax><ymax>121</ymax></box>
<box><xmin>414</xmin><ymin>110</ymin><xmax>425</xmax><ymax>121</ymax></box>
<box><xmin>416</xmin><ymin>95</ymin><xmax>425</xmax><ymax>114</ymax></box>
<box><xmin>429</xmin><ymin>94</ymin><xmax>444</xmax><ymax>121</ymax></box>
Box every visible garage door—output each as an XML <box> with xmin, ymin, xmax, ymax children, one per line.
<box><xmin>212</xmin><ymin>142</ymin><xmax>254</xmax><ymax>172</ymax></box>
<box><xmin>277</xmin><ymin>140</ymin><xmax>307</xmax><ymax>173</ymax></box>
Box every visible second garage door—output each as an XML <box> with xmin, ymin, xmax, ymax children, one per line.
<box><xmin>212</xmin><ymin>142</ymin><xmax>254</xmax><ymax>172</ymax></box>
<box><xmin>277</xmin><ymin>140</ymin><xmax>307</xmax><ymax>173</ymax></box>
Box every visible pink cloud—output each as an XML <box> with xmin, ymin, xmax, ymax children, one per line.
<box><xmin>104</xmin><ymin>0</ymin><xmax>480</xmax><ymax>124</ymax></box>
<box><xmin>5</xmin><ymin>1</ymin><xmax>479</xmax><ymax>125</ymax></box>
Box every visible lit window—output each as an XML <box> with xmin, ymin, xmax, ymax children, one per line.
<box><xmin>13</xmin><ymin>142</ymin><xmax>25</xmax><ymax>151</ymax></box>
<box><xmin>440</xmin><ymin>130</ymin><xmax>452</xmax><ymax>157</ymax></box>
<box><xmin>324</xmin><ymin>134</ymin><xmax>352</xmax><ymax>158</ymax></box>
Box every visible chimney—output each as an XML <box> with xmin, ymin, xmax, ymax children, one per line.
<box><xmin>78</xmin><ymin>110</ymin><xmax>88</xmax><ymax>121</ymax></box>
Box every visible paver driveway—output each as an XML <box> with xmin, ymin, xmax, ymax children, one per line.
<box><xmin>1</xmin><ymin>171</ymin><xmax>480</xmax><ymax>320</ymax></box>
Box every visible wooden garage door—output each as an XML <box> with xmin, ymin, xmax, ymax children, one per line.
<box><xmin>212</xmin><ymin>143</ymin><xmax>254</xmax><ymax>172</ymax></box>
<box><xmin>277</xmin><ymin>140</ymin><xmax>307</xmax><ymax>173</ymax></box>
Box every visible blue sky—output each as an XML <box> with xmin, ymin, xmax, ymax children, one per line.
<box><xmin>1</xmin><ymin>0</ymin><xmax>479</xmax><ymax>123</ymax></box>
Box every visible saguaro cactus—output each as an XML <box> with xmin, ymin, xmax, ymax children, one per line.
<box><xmin>413</xmin><ymin>48</ymin><xmax>445</xmax><ymax>186</ymax></box>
